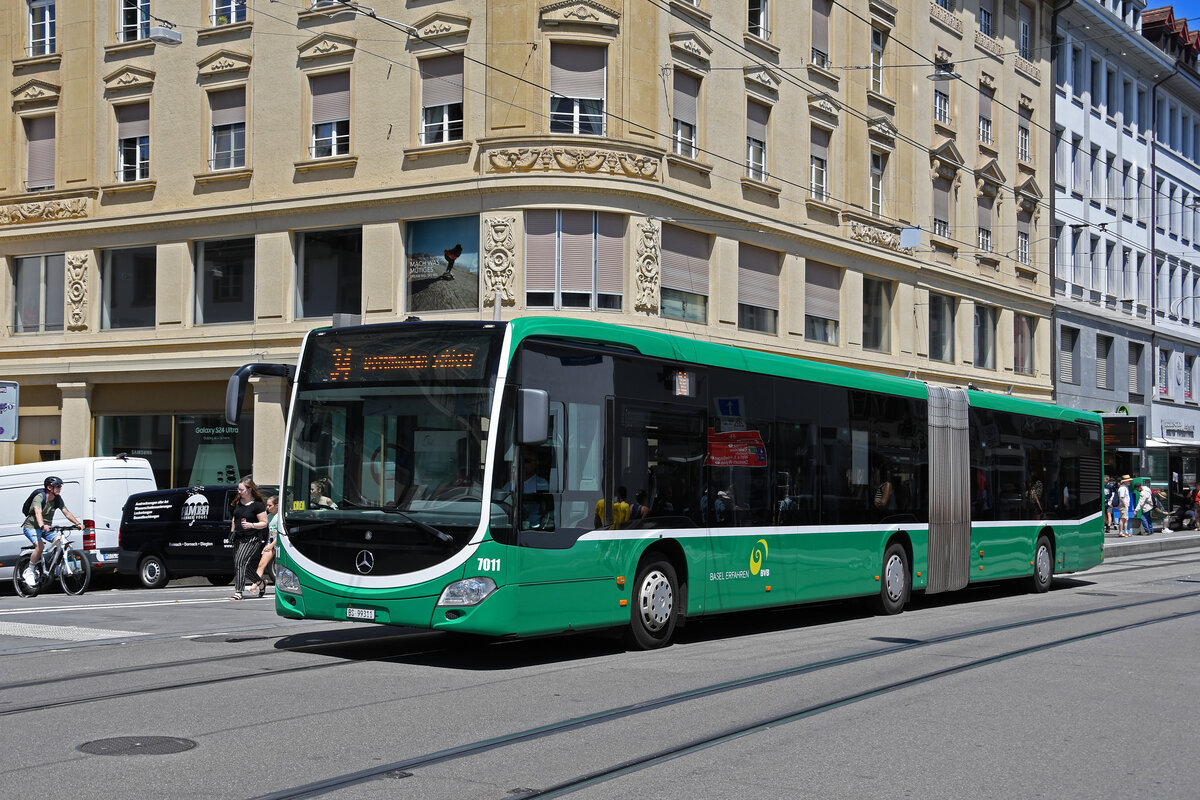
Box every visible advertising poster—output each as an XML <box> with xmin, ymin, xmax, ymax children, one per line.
<box><xmin>407</xmin><ymin>215</ymin><xmax>480</xmax><ymax>312</ymax></box>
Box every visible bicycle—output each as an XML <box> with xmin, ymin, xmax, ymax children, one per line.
<box><xmin>12</xmin><ymin>525</ymin><xmax>91</xmax><ymax>597</ymax></box>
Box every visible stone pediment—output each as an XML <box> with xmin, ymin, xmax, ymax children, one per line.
<box><xmin>744</xmin><ymin>66</ymin><xmax>779</xmax><ymax>97</ymax></box>
<box><xmin>12</xmin><ymin>79</ymin><xmax>61</xmax><ymax>108</ymax></box>
<box><xmin>975</xmin><ymin>157</ymin><xmax>1006</xmax><ymax>195</ymax></box>
<box><xmin>808</xmin><ymin>93</ymin><xmax>840</xmax><ymax>125</ymax></box>
<box><xmin>867</xmin><ymin>117</ymin><xmax>897</xmax><ymax>149</ymax></box>
<box><xmin>670</xmin><ymin>32</ymin><xmax>712</xmax><ymax>65</ymax></box>
<box><xmin>298</xmin><ymin>33</ymin><xmax>356</xmax><ymax>62</ymax></box>
<box><xmin>197</xmin><ymin>50</ymin><xmax>251</xmax><ymax>78</ymax></box>
<box><xmin>414</xmin><ymin>13</ymin><xmax>471</xmax><ymax>40</ymax></box>
<box><xmin>1016</xmin><ymin>176</ymin><xmax>1042</xmax><ymax>212</ymax></box>
<box><xmin>540</xmin><ymin>0</ymin><xmax>620</xmax><ymax>31</ymax></box>
<box><xmin>103</xmin><ymin>66</ymin><xmax>155</xmax><ymax>93</ymax></box>
<box><xmin>930</xmin><ymin>139</ymin><xmax>965</xmax><ymax>180</ymax></box>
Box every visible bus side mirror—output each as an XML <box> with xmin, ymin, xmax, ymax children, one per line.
<box><xmin>225</xmin><ymin>363</ymin><xmax>295</xmax><ymax>425</ymax></box>
<box><xmin>517</xmin><ymin>388</ymin><xmax>549</xmax><ymax>445</ymax></box>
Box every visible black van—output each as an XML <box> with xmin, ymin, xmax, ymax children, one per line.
<box><xmin>117</xmin><ymin>485</ymin><xmax>275</xmax><ymax>589</ymax></box>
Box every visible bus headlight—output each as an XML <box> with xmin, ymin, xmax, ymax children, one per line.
<box><xmin>437</xmin><ymin>577</ymin><xmax>497</xmax><ymax>607</ymax></box>
<box><xmin>275</xmin><ymin>566</ymin><xmax>302</xmax><ymax>595</ymax></box>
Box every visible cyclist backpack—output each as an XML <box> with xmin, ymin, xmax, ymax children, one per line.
<box><xmin>21</xmin><ymin>489</ymin><xmax>45</xmax><ymax>517</ymax></box>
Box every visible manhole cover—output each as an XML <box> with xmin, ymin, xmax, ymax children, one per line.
<box><xmin>78</xmin><ymin>736</ymin><xmax>197</xmax><ymax>756</ymax></box>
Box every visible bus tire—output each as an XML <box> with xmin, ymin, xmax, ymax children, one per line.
<box><xmin>875</xmin><ymin>542</ymin><xmax>910</xmax><ymax>615</ymax></box>
<box><xmin>139</xmin><ymin>554</ymin><xmax>169</xmax><ymax>589</ymax></box>
<box><xmin>626</xmin><ymin>558</ymin><xmax>679</xmax><ymax>650</ymax></box>
<box><xmin>1030</xmin><ymin>535</ymin><xmax>1053</xmax><ymax>594</ymax></box>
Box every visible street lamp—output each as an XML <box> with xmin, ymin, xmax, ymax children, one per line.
<box><xmin>147</xmin><ymin>15</ymin><xmax>182</xmax><ymax>45</ymax></box>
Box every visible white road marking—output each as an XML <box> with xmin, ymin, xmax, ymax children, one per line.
<box><xmin>0</xmin><ymin>597</ymin><xmax>233</xmax><ymax>616</ymax></box>
<box><xmin>0</xmin><ymin>621</ymin><xmax>142</xmax><ymax>642</ymax></box>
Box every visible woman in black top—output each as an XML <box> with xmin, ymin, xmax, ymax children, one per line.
<box><xmin>230</xmin><ymin>476</ymin><xmax>268</xmax><ymax>600</ymax></box>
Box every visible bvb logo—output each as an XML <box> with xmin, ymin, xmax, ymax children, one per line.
<box><xmin>749</xmin><ymin>538</ymin><xmax>768</xmax><ymax>575</ymax></box>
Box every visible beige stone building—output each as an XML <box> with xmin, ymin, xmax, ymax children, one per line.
<box><xmin>1</xmin><ymin>0</ymin><xmax>1054</xmax><ymax>484</ymax></box>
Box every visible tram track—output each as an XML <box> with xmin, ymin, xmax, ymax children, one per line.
<box><xmin>251</xmin><ymin>589</ymin><xmax>1200</xmax><ymax>800</ymax></box>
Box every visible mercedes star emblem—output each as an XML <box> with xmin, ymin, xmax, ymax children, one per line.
<box><xmin>355</xmin><ymin>550</ymin><xmax>375</xmax><ymax>574</ymax></box>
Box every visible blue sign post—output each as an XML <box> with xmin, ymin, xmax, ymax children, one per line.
<box><xmin>0</xmin><ymin>381</ymin><xmax>18</xmax><ymax>443</ymax></box>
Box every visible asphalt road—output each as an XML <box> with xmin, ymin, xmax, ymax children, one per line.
<box><xmin>1</xmin><ymin>551</ymin><xmax>1199</xmax><ymax>800</ymax></box>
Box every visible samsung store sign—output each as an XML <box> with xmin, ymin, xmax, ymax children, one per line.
<box><xmin>1162</xmin><ymin>421</ymin><xmax>1196</xmax><ymax>440</ymax></box>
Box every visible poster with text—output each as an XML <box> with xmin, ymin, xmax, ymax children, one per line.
<box><xmin>407</xmin><ymin>215</ymin><xmax>480</xmax><ymax>312</ymax></box>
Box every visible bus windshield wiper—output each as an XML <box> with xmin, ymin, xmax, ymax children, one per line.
<box><xmin>380</xmin><ymin>505</ymin><xmax>455</xmax><ymax>545</ymax></box>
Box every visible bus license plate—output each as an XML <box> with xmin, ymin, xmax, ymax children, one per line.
<box><xmin>346</xmin><ymin>607</ymin><xmax>375</xmax><ymax>621</ymax></box>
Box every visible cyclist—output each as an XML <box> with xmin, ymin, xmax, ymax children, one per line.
<box><xmin>21</xmin><ymin>476</ymin><xmax>83</xmax><ymax>587</ymax></box>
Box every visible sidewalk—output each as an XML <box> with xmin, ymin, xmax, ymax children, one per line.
<box><xmin>1103</xmin><ymin>525</ymin><xmax>1200</xmax><ymax>557</ymax></box>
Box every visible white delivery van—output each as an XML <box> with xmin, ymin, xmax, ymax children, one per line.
<box><xmin>0</xmin><ymin>456</ymin><xmax>157</xmax><ymax>580</ymax></box>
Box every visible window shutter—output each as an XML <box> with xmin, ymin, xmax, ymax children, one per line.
<box><xmin>1097</xmin><ymin>336</ymin><xmax>1110</xmax><ymax>389</ymax></box>
<box><xmin>210</xmin><ymin>88</ymin><xmax>245</xmax><ymax>126</ymax></box>
<box><xmin>1060</xmin><ymin>328</ymin><xmax>1076</xmax><ymax>383</ymax></box>
<box><xmin>421</xmin><ymin>54</ymin><xmax>463</xmax><ymax>108</ymax></box>
<box><xmin>738</xmin><ymin>244</ymin><xmax>779</xmax><ymax>310</ymax></box>
<box><xmin>660</xmin><ymin>224</ymin><xmax>709</xmax><ymax>295</ymax></box>
<box><xmin>933</xmin><ymin>178</ymin><xmax>951</xmax><ymax>221</ymax></box>
<box><xmin>1129</xmin><ymin>347</ymin><xmax>1140</xmax><ymax>393</ymax></box>
<box><xmin>811</xmin><ymin>126</ymin><xmax>829</xmax><ymax>161</ymax></box>
<box><xmin>596</xmin><ymin>213</ymin><xmax>624</xmax><ymax>295</ymax></box>
<box><xmin>550</xmin><ymin>44</ymin><xmax>605</xmax><ymax>99</ymax></box>
<box><xmin>747</xmin><ymin>100</ymin><xmax>769</xmax><ymax>142</ymax></box>
<box><xmin>116</xmin><ymin>103</ymin><xmax>150</xmax><ymax>138</ymax></box>
<box><xmin>978</xmin><ymin>196</ymin><xmax>992</xmax><ymax>228</ymax></box>
<box><xmin>525</xmin><ymin>210</ymin><xmax>557</xmax><ymax>293</ymax></box>
<box><xmin>812</xmin><ymin>0</ymin><xmax>831</xmax><ymax>53</ymax></box>
<box><xmin>311</xmin><ymin>72</ymin><xmax>350</xmax><ymax>123</ymax></box>
<box><xmin>25</xmin><ymin>116</ymin><xmax>55</xmax><ymax>188</ymax></box>
<box><xmin>979</xmin><ymin>87</ymin><xmax>993</xmax><ymax>122</ymax></box>
<box><xmin>560</xmin><ymin>211</ymin><xmax>593</xmax><ymax>293</ymax></box>
<box><xmin>805</xmin><ymin>261</ymin><xmax>840</xmax><ymax>321</ymax></box>
<box><xmin>673</xmin><ymin>71</ymin><xmax>698</xmax><ymax>127</ymax></box>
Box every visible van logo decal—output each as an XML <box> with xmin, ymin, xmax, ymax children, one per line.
<box><xmin>355</xmin><ymin>550</ymin><xmax>375</xmax><ymax>574</ymax></box>
<box><xmin>182</xmin><ymin>493</ymin><xmax>210</xmax><ymax>526</ymax></box>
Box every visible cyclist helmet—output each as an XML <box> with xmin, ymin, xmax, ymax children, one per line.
<box><xmin>44</xmin><ymin>476</ymin><xmax>63</xmax><ymax>488</ymax></box>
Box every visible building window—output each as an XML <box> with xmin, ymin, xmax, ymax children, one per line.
<box><xmin>810</xmin><ymin>126</ymin><xmax>829</xmax><ymax>200</ymax></box>
<box><xmin>929</xmin><ymin>292</ymin><xmax>955</xmax><ymax>363</ymax></box>
<box><xmin>1018</xmin><ymin>4</ymin><xmax>1033</xmax><ymax>60</ymax></box>
<box><xmin>296</xmin><ymin>228</ymin><xmax>362</xmax><ymax>319</ymax></box>
<box><xmin>1187</xmin><ymin>355</ymin><xmax>1194</xmax><ymax>400</ymax></box>
<box><xmin>1018</xmin><ymin>109</ymin><xmax>1031</xmax><ymax>162</ymax></box>
<box><xmin>738</xmin><ymin>243</ymin><xmax>779</xmax><ymax>334</ymax></box>
<box><xmin>748</xmin><ymin>0</ymin><xmax>769</xmax><ymax>39</ymax></box>
<box><xmin>746</xmin><ymin>99</ymin><xmax>769</xmax><ymax>181</ymax></box>
<box><xmin>870</xmin><ymin>28</ymin><xmax>886</xmax><ymax>95</ymax></box>
<box><xmin>24</xmin><ymin>116</ymin><xmax>54</xmax><ymax>191</ymax></box>
<box><xmin>120</xmin><ymin>0</ymin><xmax>149</xmax><ymax>42</ymax></box>
<box><xmin>811</xmin><ymin>0</ymin><xmax>831</xmax><ymax>67</ymax></box>
<box><xmin>660</xmin><ymin>224</ymin><xmax>709</xmax><ymax>323</ymax></box>
<box><xmin>805</xmin><ymin>261</ymin><xmax>839</xmax><ymax>344</ymax></box>
<box><xmin>978</xmin><ymin>87</ymin><xmax>993</xmax><ymax>145</ymax></box>
<box><xmin>550</xmin><ymin>44</ymin><xmax>605</xmax><ymax>136</ymax></box>
<box><xmin>420</xmin><ymin>54</ymin><xmax>464</xmax><ymax>145</ymax></box>
<box><xmin>1097</xmin><ymin>335</ymin><xmax>1113</xmax><ymax>390</ymax></box>
<box><xmin>209</xmin><ymin>88</ymin><xmax>245</xmax><ymax>170</ymax></box>
<box><xmin>1014</xmin><ymin>314</ymin><xmax>1035</xmax><ymax>375</ymax></box>
<box><xmin>13</xmin><ymin>253</ymin><xmax>64</xmax><ymax>333</ymax></box>
<box><xmin>101</xmin><ymin>247</ymin><xmax>156</xmax><ymax>330</ymax></box>
<box><xmin>1129</xmin><ymin>342</ymin><xmax>1143</xmax><ymax>398</ymax></box>
<box><xmin>934</xmin><ymin>89</ymin><xmax>951</xmax><ymax>126</ymax></box>
<box><xmin>870</xmin><ymin>151</ymin><xmax>886</xmax><ymax>217</ymax></box>
<box><xmin>977</xmin><ymin>196</ymin><xmax>994</xmax><ymax>252</ymax></box>
<box><xmin>1159</xmin><ymin>349</ymin><xmax>1170</xmax><ymax>396</ymax></box>
<box><xmin>310</xmin><ymin>72</ymin><xmax>350</xmax><ymax>158</ymax></box>
<box><xmin>979</xmin><ymin>0</ymin><xmax>993</xmax><ymax>37</ymax></box>
<box><xmin>115</xmin><ymin>103</ymin><xmax>149</xmax><ymax>182</ymax></box>
<box><xmin>212</xmin><ymin>0</ymin><xmax>246</xmax><ymax>25</ymax></box>
<box><xmin>1017</xmin><ymin>213</ymin><xmax>1032</xmax><ymax>266</ymax></box>
<box><xmin>975</xmin><ymin>304</ymin><xmax>997</xmax><ymax>369</ymax></box>
<box><xmin>195</xmin><ymin>238</ymin><xmax>254</xmax><ymax>324</ymax></box>
<box><xmin>1059</xmin><ymin>326</ymin><xmax>1078</xmax><ymax>384</ymax></box>
<box><xmin>862</xmin><ymin>277</ymin><xmax>892</xmax><ymax>353</ymax></box>
<box><xmin>672</xmin><ymin>71</ymin><xmax>699</xmax><ymax>158</ymax></box>
<box><xmin>29</xmin><ymin>0</ymin><xmax>55</xmax><ymax>56</ymax></box>
<box><xmin>932</xmin><ymin>177</ymin><xmax>951</xmax><ymax>238</ymax></box>
<box><xmin>525</xmin><ymin>210</ymin><xmax>624</xmax><ymax>311</ymax></box>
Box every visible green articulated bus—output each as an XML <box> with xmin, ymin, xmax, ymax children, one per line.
<box><xmin>227</xmin><ymin>317</ymin><xmax>1104</xmax><ymax>649</ymax></box>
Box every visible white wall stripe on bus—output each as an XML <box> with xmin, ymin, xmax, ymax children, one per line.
<box><xmin>0</xmin><ymin>621</ymin><xmax>142</xmax><ymax>642</ymax></box>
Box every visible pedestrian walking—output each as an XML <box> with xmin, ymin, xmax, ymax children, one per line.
<box><xmin>248</xmin><ymin>494</ymin><xmax>279</xmax><ymax>599</ymax></box>
<box><xmin>1136</xmin><ymin>480</ymin><xmax>1154</xmax><ymax>535</ymax></box>
<box><xmin>229</xmin><ymin>476</ymin><xmax>269</xmax><ymax>600</ymax></box>
<box><xmin>1116</xmin><ymin>475</ymin><xmax>1132</xmax><ymax>537</ymax></box>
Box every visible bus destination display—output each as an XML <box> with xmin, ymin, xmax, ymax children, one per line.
<box><xmin>307</xmin><ymin>329</ymin><xmax>500</xmax><ymax>384</ymax></box>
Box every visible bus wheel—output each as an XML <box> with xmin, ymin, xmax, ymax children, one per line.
<box><xmin>875</xmin><ymin>543</ymin><xmax>909</xmax><ymax>615</ymax></box>
<box><xmin>1031</xmin><ymin>535</ymin><xmax>1053</xmax><ymax>594</ymax></box>
<box><xmin>627</xmin><ymin>559</ymin><xmax>679</xmax><ymax>650</ymax></box>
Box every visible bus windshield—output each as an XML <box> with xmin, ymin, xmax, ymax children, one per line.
<box><xmin>281</xmin><ymin>325</ymin><xmax>504</xmax><ymax>570</ymax></box>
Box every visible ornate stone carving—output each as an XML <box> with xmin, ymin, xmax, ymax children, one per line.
<box><xmin>635</xmin><ymin>220</ymin><xmax>660</xmax><ymax>312</ymax></box>
<box><xmin>0</xmin><ymin>197</ymin><xmax>89</xmax><ymax>226</ymax></box>
<box><xmin>849</xmin><ymin>221</ymin><xmax>901</xmax><ymax>250</ymax></box>
<box><xmin>540</xmin><ymin>0</ymin><xmax>620</xmax><ymax>31</ymax></box>
<box><xmin>975</xmin><ymin>30</ymin><xmax>1004</xmax><ymax>59</ymax></box>
<box><xmin>929</xmin><ymin>1</ymin><xmax>962</xmax><ymax>34</ymax></box>
<box><xmin>66</xmin><ymin>253</ymin><xmax>88</xmax><ymax>331</ymax></box>
<box><xmin>487</xmin><ymin>146</ymin><xmax>660</xmax><ymax>180</ymax></box>
<box><xmin>482</xmin><ymin>216</ymin><xmax>517</xmax><ymax>306</ymax></box>
<box><xmin>1015</xmin><ymin>57</ymin><xmax>1041</xmax><ymax>83</ymax></box>
<box><xmin>198</xmin><ymin>50</ymin><xmax>251</xmax><ymax>78</ymax></box>
<box><xmin>103</xmin><ymin>66</ymin><xmax>155</xmax><ymax>93</ymax></box>
<box><xmin>12</xmin><ymin>79</ymin><xmax>61</xmax><ymax>107</ymax></box>
<box><xmin>298</xmin><ymin>34</ymin><xmax>357</xmax><ymax>62</ymax></box>
<box><xmin>744</xmin><ymin>67</ymin><xmax>779</xmax><ymax>95</ymax></box>
<box><xmin>980</xmin><ymin>71</ymin><xmax>996</xmax><ymax>90</ymax></box>
<box><xmin>867</xmin><ymin>118</ymin><xmax>897</xmax><ymax>148</ymax></box>
<box><xmin>670</xmin><ymin>33</ymin><xmax>712</xmax><ymax>64</ymax></box>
